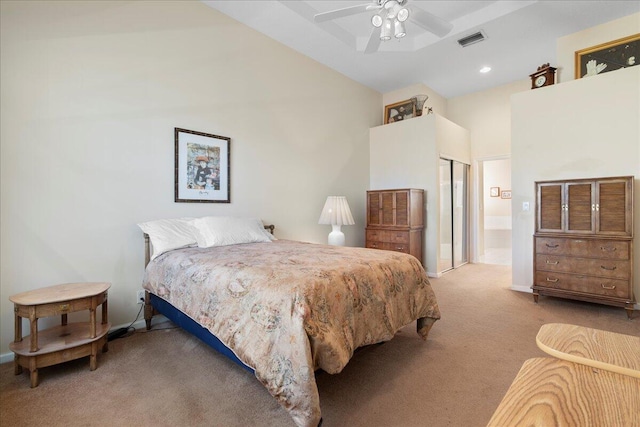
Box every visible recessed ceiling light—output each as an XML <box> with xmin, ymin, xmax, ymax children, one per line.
<box><xmin>479</xmin><ymin>66</ymin><xmax>491</xmax><ymax>73</ymax></box>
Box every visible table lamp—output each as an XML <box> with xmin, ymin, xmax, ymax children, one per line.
<box><xmin>318</xmin><ymin>196</ymin><xmax>355</xmax><ymax>246</ymax></box>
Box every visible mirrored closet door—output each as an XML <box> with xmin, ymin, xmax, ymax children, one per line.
<box><xmin>439</xmin><ymin>158</ymin><xmax>469</xmax><ymax>273</ymax></box>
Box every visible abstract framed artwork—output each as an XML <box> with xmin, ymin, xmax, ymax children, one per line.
<box><xmin>501</xmin><ymin>190</ymin><xmax>512</xmax><ymax>199</ymax></box>
<box><xmin>490</xmin><ymin>187</ymin><xmax>500</xmax><ymax>197</ymax></box>
<box><xmin>175</xmin><ymin>128</ymin><xmax>230</xmax><ymax>203</ymax></box>
<box><xmin>575</xmin><ymin>33</ymin><xmax>640</xmax><ymax>79</ymax></box>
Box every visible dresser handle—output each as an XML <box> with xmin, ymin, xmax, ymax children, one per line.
<box><xmin>600</xmin><ymin>246</ymin><xmax>617</xmax><ymax>252</ymax></box>
<box><xmin>546</xmin><ymin>260</ymin><xmax>559</xmax><ymax>265</ymax></box>
<box><xmin>396</xmin><ymin>246</ymin><xmax>404</xmax><ymax>251</ymax></box>
<box><xmin>601</xmin><ymin>284</ymin><xmax>616</xmax><ymax>290</ymax></box>
<box><xmin>546</xmin><ymin>278</ymin><xmax>559</xmax><ymax>283</ymax></box>
<box><xmin>371</xmin><ymin>244</ymin><xmax>378</xmax><ymax>248</ymax></box>
<box><xmin>545</xmin><ymin>243</ymin><xmax>559</xmax><ymax>248</ymax></box>
<box><xmin>600</xmin><ymin>265</ymin><xmax>617</xmax><ymax>271</ymax></box>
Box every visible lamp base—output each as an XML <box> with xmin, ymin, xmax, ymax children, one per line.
<box><xmin>327</xmin><ymin>225</ymin><xmax>345</xmax><ymax>246</ymax></box>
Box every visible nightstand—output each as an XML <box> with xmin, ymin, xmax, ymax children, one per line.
<box><xmin>9</xmin><ymin>282</ymin><xmax>111</xmax><ymax>387</ymax></box>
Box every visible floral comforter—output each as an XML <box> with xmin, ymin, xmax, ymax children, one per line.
<box><xmin>142</xmin><ymin>239</ymin><xmax>440</xmax><ymax>427</ymax></box>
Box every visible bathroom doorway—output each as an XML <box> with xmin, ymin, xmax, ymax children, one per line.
<box><xmin>479</xmin><ymin>158</ymin><xmax>512</xmax><ymax>265</ymax></box>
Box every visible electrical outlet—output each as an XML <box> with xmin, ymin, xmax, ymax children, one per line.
<box><xmin>136</xmin><ymin>290</ymin><xmax>145</xmax><ymax>304</ymax></box>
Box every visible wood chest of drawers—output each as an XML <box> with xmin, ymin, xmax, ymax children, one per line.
<box><xmin>533</xmin><ymin>236</ymin><xmax>633</xmax><ymax>305</ymax></box>
<box><xmin>366</xmin><ymin>188</ymin><xmax>424</xmax><ymax>264</ymax></box>
<box><xmin>532</xmin><ymin>176</ymin><xmax>635</xmax><ymax>318</ymax></box>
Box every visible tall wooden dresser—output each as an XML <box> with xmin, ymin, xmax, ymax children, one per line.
<box><xmin>366</xmin><ymin>188</ymin><xmax>424</xmax><ymax>264</ymax></box>
<box><xmin>532</xmin><ymin>176</ymin><xmax>635</xmax><ymax>318</ymax></box>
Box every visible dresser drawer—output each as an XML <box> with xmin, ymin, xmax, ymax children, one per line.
<box><xmin>535</xmin><ymin>237</ymin><xmax>630</xmax><ymax>260</ymax></box>
<box><xmin>534</xmin><ymin>271</ymin><xmax>631</xmax><ymax>299</ymax></box>
<box><xmin>535</xmin><ymin>255</ymin><xmax>630</xmax><ymax>280</ymax></box>
<box><xmin>366</xmin><ymin>229</ymin><xmax>410</xmax><ymax>244</ymax></box>
<box><xmin>366</xmin><ymin>240</ymin><xmax>410</xmax><ymax>254</ymax></box>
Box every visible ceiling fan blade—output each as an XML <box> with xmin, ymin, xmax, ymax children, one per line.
<box><xmin>314</xmin><ymin>3</ymin><xmax>378</xmax><ymax>23</ymax></box>
<box><xmin>409</xmin><ymin>7</ymin><xmax>453</xmax><ymax>37</ymax></box>
<box><xmin>364</xmin><ymin>27</ymin><xmax>382</xmax><ymax>54</ymax></box>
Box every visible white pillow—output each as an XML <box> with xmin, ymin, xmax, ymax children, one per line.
<box><xmin>137</xmin><ymin>218</ymin><xmax>197</xmax><ymax>260</ymax></box>
<box><xmin>190</xmin><ymin>216</ymin><xmax>272</xmax><ymax>248</ymax></box>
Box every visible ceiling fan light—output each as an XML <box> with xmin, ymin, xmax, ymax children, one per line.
<box><xmin>371</xmin><ymin>14</ymin><xmax>383</xmax><ymax>28</ymax></box>
<box><xmin>394</xmin><ymin>20</ymin><xmax>406</xmax><ymax>38</ymax></box>
<box><xmin>380</xmin><ymin>18</ymin><xmax>392</xmax><ymax>41</ymax></box>
<box><xmin>387</xmin><ymin>3</ymin><xmax>401</xmax><ymax>19</ymax></box>
<box><xmin>397</xmin><ymin>8</ymin><xmax>409</xmax><ymax>22</ymax></box>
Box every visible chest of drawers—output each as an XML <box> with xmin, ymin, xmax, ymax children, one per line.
<box><xmin>533</xmin><ymin>236</ymin><xmax>633</xmax><ymax>304</ymax></box>
<box><xmin>533</xmin><ymin>176</ymin><xmax>634</xmax><ymax>318</ymax></box>
<box><xmin>366</xmin><ymin>189</ymin><xmax>424</xmax><ymax>264</ymax></box>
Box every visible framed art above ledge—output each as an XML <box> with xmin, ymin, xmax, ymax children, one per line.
<box><xmin>575</xmin><ymin>33</ymin><xmax>640</xmax><ymax>79</ymax></box>
<box><xmin>175</xmin><ymin>128</ymin><xmax>230</xmax><ymax>203</ymax></box>
<box><xmin>384</xmin><ymin>98</ymin><xmax>416</xmax><ymax>124</ymax></box>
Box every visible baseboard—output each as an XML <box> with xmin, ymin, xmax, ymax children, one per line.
<box><xmin>0</xmin><ymin>315</ymin><xmax>168</xmax><ymax>365</ymax></box>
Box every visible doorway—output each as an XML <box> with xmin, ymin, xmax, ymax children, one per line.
<box><xmin>439</xmin><ymin>158</ymin><xmax>469</xmax><ymax>273</ymax></box>
<box><xmin>479</xmin><ymin>158</ymin><xmax>512</xmax><ymax>265</ymax></box>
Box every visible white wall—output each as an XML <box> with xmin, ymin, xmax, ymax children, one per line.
<box><xmin>511</xmin><ymin>66</ymin><xmax>640</xmax><ymax>298</ymax></box>
<box><xmin>448</xmin><ymin>79</ymin><xmax>529</xmax><ymax>160</ymax></box>
<box><xmin>0</xmin><ymin>1</ymin><xmax>380</xmax><ymax>356</ymax></box>
<box><xmin>369</xmin><ymin>114</ymin><xmax>470</xmax><ymax>276</ymax></box>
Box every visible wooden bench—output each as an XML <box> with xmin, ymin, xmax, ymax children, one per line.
<box><xmin>536</xmin><ymin>323</ymin><xmax>640</xmax><ymax>379</ymax></box>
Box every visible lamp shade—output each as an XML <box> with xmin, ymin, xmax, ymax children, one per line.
<box><xmin>394</xmin><ymin>20</ymin><xmax>406</xmax><ymax>38</ymax></box>
<box><xmin>318</xmin><ymin>196</ymin><xmax>355</xmax><ymax>226</ymax></box>
<box><xmin>380</xmin><ymin>18</ymin><xmax>392</xmax><ymax>41</ymax></box>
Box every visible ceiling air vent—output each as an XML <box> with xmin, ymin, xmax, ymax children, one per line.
<box><xmin>457</xmin><ymin>31</ymin><xmax>486</xmax><ymax>48</ymax></box>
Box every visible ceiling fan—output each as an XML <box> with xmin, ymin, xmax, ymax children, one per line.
<box><xmin>313</xmin><ymin>0</ymin><xmax>453</xmax><ymax>54</ymax></box>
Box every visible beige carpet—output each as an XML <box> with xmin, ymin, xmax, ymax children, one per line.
<box><xmin>1</xmin><ymin>263</ymin><xmax>638</xmax><ymax>427</ymax></box>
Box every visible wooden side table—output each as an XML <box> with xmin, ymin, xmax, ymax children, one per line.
<box><xmin>9</xmin><ymin>282</ymin><xmax>111</xmax><ymax>387</ymax></box>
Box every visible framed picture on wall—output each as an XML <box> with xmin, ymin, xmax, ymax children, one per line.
<box><xmin>490</xmin><ymin>187</ymin><xmax>500</xmax><ymax>197</ymax></box>
<box><xmin>501</xmin><ymin>190</ymin><xmax>512</xmax><ymax>199</ymax></box>
<box><xmin>175</xmin><ymin>128</ymin><xmax>231</xmax><ymax>203</ymax></box>
<box><xmin>575</xmin><ymin>33</ymin><xmax>640</xmax><ymax>79</ymax></box>
<box><xmin>384</xmin><ymin>98</ymin><xmax>416</xmax><ymax>124</ymax></box>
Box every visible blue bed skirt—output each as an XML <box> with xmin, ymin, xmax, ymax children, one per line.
<box><xmin>149</xmin><ymin>293</ymin><xmax>254</xmax><ymax>374</ymax></box>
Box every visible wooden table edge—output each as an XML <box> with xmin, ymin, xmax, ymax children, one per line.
<box><xmin>9</xmin><ymin>282</ymin><xmax>111</xmax><ymax>305</ymax></box>
<box><xmin>536</xmin><ymin>330</ymin><xmax>640</xmax><ymax>379</ymax></box>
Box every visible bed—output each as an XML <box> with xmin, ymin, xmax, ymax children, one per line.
<box><xmin>140</xmin><ymin>220</ymin><xmax>440</xmax><ymax>427</ymax></box>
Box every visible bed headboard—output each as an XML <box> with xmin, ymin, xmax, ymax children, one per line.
<box><xmin>143</xmin><ymin>224</ymin><xmax>276</xmax><ymax>267</ymax></box>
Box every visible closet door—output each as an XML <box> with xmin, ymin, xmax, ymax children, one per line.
<box><xmin>439</xmin><ymin>158</ymin><xmax>469</xmax><ymax>273</ymax></box>
<box><xmin>452</xmin><ymin>161</ymin><xmax>469</xmax><ymax>268</ymax></box>
<box><xmin>439</xmin><ymin>159</ymin><xmax>453</xmax><ymax>272</ymax></box>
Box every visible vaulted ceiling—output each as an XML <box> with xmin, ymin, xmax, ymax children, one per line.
<box><xmin>204</xmin><ymin>1</ymin><xmax>639</xmax><ymax>98</ymax></box>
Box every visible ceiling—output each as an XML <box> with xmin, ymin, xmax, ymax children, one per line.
<box><xmin>203</xmin><ymin>1</ymin><xmax>639</xmax><ymax>99</ymax></box>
